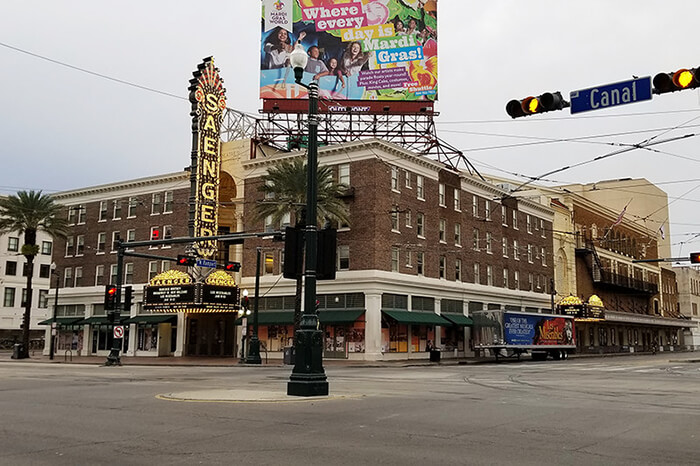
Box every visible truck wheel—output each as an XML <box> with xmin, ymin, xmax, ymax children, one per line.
<box><xmin>550</xmin><ymin>350</ymin><xmax>561</xmax><ymax>360</ymax></box>
<box><xmin>562</xmin><ymin>351</ymin><xmax>569</xmax><ymax>360</ymax></box>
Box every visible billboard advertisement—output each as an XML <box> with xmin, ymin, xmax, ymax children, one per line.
<box><xmin>503</xmin><ymin>313</ymin><xmax>575</xmax><ymax>347</ymax></box>
<box><xmin>260</xmin><ymin>0</ymin><xmax>438</xmax><ymax>110</ymax></box>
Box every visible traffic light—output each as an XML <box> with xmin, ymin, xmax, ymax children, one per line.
<box><xmin>317</xmin><ymin>227</ymin><xmax>337</xmax><ymax>281</ymax></box>
<box><xmin>506</xmin><ymin>91</ymin><xmax>570</xmax><ymax>118</ymax></box>
<box><xmin>104</xmin><ymin>284</ymin><xmax>118</xmax><ymax>311</ymax></box>
<box><xmin>283</xmin><ymin>226</ymin><xmax>304</xmax><ymax>279</ymax></box>
<box><xmin>225</xmin><ymin>262</ymin><xmax>241</xmax><ymax>272</ymax></box>
<box><xmin>653</xmin><ymin>67</ymin><xmax>700</xmax><ymax>94</ymax></box>
<box><xmin>177</xmin><ymin>255</ymin><xmax>196</xmax><ymax>266</ymax></box>
<box><xmin>690</xmin><ymin>252</ymin><xmax>700</xmax><ymax>264</ymax></box>
<box><xmin>123</xmin><ymin>286</ymin><xmax>133</xmax><ymax>313</ymax></box>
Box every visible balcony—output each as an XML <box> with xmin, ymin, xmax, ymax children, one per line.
<box><xmin>597</xmin><ymin>270</ymin><xmax>658</xmax><ymax>295</ymax></box>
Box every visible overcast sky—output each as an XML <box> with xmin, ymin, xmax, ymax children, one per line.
<box><xmin>2</xmin><ymin>1</ymin><xmax>699</xmax><ymax>256</ymax></box>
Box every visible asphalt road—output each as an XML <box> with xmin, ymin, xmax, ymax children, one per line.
<box><xmin>2</xmin><ymin>355</ymin><xmax>699</xmax><ymax>465</ymax></box>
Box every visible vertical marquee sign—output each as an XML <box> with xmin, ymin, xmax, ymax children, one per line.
<box><xmin>188</xmin><ymin>57</ymin><xmax>227</xmax><ymax>258</ymax></box>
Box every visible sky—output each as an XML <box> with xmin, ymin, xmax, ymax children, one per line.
<box><xmin>1</xmin><ymin>0</ymin><xmax>700</xmax><ymax>257</ymax></box>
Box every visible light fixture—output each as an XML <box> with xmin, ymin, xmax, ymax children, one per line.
<box><xmin>289</xmin><ymin>44</ymin><xmax>308</xmax><ymax>84</ymax></box>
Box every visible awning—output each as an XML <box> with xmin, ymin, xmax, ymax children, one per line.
<box><xmin>237</xmin><ymin>311</ymin><xmax>294</xmax><ymax>325</ymax></box>
<box><xmin>319</xmin><ymin>310</ymin><xmax>365</xmax><ymax>324</ymax></box>
<box><xmin>382</xmin><ymin>310</ymin><xmax>451</xmax><ymax>326</ymax></box>
<box><xmin>38</xmin><ymin>317</ymin><xmax>83</xmax><ymax>326</ymax></box>
<box><xmin>442</xmin><ymin>313</ymin><xmax>474</xmax><ymax>326</ymax></box>
<box><xmin>75</xmin><ymin>316</ymin><xmax>129</xmax><ymax>325</ymax></box>
<box><xmin>123</xmin><ymin>315</ymin><xmax>178</xmax><ymax>324</ymax></box>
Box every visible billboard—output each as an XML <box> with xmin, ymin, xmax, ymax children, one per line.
<box><xmin>260</xmin><ymin>0</ymin><xmax>437</xmax><ymax>110</ymax></box>
<box><xmin>503</xmin><ymin>313</ymin><xmax>575</xmax><ymax>347</ymax></box>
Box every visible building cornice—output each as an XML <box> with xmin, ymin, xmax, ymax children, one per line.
<box><xmin>51</xmin><ymin>171</ymin><xmax>190</xmax><ymax>200</ymax></box>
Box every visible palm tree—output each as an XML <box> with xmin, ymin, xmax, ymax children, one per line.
<box><xmin>256</xmin><ymin>157</ymin><xmax>350</xmax><ymax>331</ymax></box>
<box><xmin>0</xmin><ymin>191</ymin><xmax>67</xmax><ymax>358</ymax></box>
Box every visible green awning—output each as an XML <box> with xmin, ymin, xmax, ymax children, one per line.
<box><xmin>319</xmin><ymin>310</ymin><xmax>365</xmax><ymax>324</ymax></box>
<box><xmin>75</xmin><ymin>316</ymin><xmax>128</xmax><ymax>325</ymax></box>
<box><xmin>442</xmin><ymin>313</ymin><xmax>474</xmax><ymax>326</ymax></box>
<box><xmin>237</xmin><ymin>311</ymin><xmax>295</xmax><ymax>325</ymax></box>
<box><xmin>38</xmin><ymin>317</ymin><xmax>83</xmax><ymax>326</ymax></box>
<box><xmin>382</xmin><ymin>310</ymin><xmax>451</xmax><ymax>326</ymax></box>
<box><xmin>123</xmin><ymin>315</ymin><xmax>178</xmax><ymax>324</ymax></box>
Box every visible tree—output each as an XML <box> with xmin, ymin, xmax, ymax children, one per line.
<box><xmin>0</xmin><ymin>191</ymin><xmax>67</xmax><ymax>358</ymax></box>
<box><xmin>256</xmin><ymin>157</ymin><xmax>350</xmax><ymax>331</ymax></box>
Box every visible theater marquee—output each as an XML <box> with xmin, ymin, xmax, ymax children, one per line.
<box><xmin>188</xmin><ymin>57</ymin><xmax>227</xmax><ymax>258</ymax></box>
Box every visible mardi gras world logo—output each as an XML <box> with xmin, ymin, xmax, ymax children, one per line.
<box><xmin>274</xmin><ymin>0</ymin><xmax>284</xmax><ymax>10</ymax></box>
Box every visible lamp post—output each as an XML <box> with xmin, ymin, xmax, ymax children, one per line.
<box><xmin>239</xmin><ymin>289</ymin><xmax>251</xmax><ymax>362</ymax></box>
<box><xmin>49</xmin><ymin>262</ymin><xmax>59</xmax><ymax>361</ymax></box>
<box><xmin>245</xmin><ymin>248</ymin><xmax>263</xmax><ymax>364</ymax></box>
<box><xmin>287</xmin><ymin>44</ymin><xmax>329</xmax><ymax>396</ymax></box>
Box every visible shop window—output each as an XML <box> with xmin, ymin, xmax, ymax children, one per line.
<box><xmin>137</xmin><ymin>325</ymin><xmax>159</xmax><ymax>351</ymax></box>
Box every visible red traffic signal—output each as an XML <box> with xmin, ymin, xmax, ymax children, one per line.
<box><xmin>224</xmin><ymin>262</ymin><xmax>241</xmax><ymax>272</ymax></box>
<box><xmin>506</xmin><ymin>91</ymin><xmax>570</xmax><ymax>118</ymax></box>
<box><xmin>177</xmin><ymin>255</ymin><xmax>196</xmax><ymax>266</ymax></box>
<box><xmin>653</xmin><ymin>67</ymin><xmax>700</xmax><ymax>94</ymax></box>
<box><xmin>690</xmin><ymin>252</ymin><xmax>700</xmax><ymax>264</ymax></box>
<box><xmin>104</xmin><ymin>284</ymin><xmax>118</xmax><ymax>311</ymax></box>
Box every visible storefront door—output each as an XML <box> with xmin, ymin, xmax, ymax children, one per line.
<box><xmin>324</xmin><ymin>325</ymin><xmax>348</xmax><ymax>359</ymax></box>
<box><xmin>186</xmin><ymin>315</ymin><xmax>236</xmax><ymax>357</ymax></box>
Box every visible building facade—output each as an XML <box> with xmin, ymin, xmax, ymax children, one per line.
<box><xmin>674</xmin><ymin>265</ymin><xmax>700</xmax><ymax>348</ymax></box>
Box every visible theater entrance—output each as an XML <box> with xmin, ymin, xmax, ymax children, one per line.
<box><xmin>185</xmin><ymin>314</ymin><xmax>237</xmax><ymax>357</ymax></box>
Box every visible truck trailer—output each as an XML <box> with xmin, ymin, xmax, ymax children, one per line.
<box><xmin>472</xmin><ymin>310</ymin><xmax>576</xmax><ymax>361</ymax></box>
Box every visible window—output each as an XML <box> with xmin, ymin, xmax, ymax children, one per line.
<box><xmin>74</xmin><ymin>267</ymin><xmax>83</xmax><ymax>287</ymax></box>
<box><xmin>95</xmin><ymin>265</ymin><xmax>105</xmax><ymax>286</ymax></box>
<box><xmin>106</xmin><ymin>265</ymin><xmax>116</xmax><ymax>285</ymax></box>
<box><xmin>148</xmin><ymin>261</ymin><xmax>159</xmax><ymax>281</ymax></box>
<box><xmin>502</xmin><ymin>237</ymin><xmax>508</xmax><ymax>257</ymax></box>
<box><xmin>416</xmin><ymin>213</ymin><xmax>425</xmax><ymax>237</ymax></box>
<box><xmin>438</xmin><ymin>183</ymin><xmax>445</xmax><ymax>206</ymax></box>
<box><xmin>528</xmin><ymin>273</ymin><xmax>534</xmax><ymax>291</ymax></box>
<box><xmin>111</xmin><ymin>232</ymin><xmax>120</xmax><ymax>252</ymax></box>
<box><xmin>5</xmin><ymin>261</ymin><xmax>17</xmax><ymax>276</ymax></box>
<box><xmin>487</xmin><ymin>265</ymin><xmax>493</xmax><ymax>286</ymax></box>
<box><xmin>391</xmin><ymin>208</ymin><xmax>399</xmax><ymax>232</ymax></box>
<box><xmin>503</xmin><ymin>268</ymin><xmax>509</xmax><ymax>288</ymax></box>
<box><xmin>472</xmin><ymin>196</ymin><xmax>478</xmax><ymax>217</ymax></box>
<box><xmin>77</xmin><ymin>205</ymin><xmax>86</xmax><ymax>224</ymax></box>
<box><xmin>162</xmin><ymin>225</ymin><xmax>173</xmax><ymax>243</ymax></box>
<box><xmin>39</xmin><ymin>264</ymin><xmax>50</xmax><ymax>278</ymax></box>
<box><xmin>265</xmin><ymin>215</ymin><xmax>274</xmax><ymax>233</ymax></box>
<box><xmin>280</xmin><ymin>213</ymin><xmax>291</xmax><ymax>229</ymax></box>
<box><xmin>455</xmin><ymin>259</ymin><xmax>462</xmax><ymax>281</ymax></box>
<box><xmin>128</xmin><ymin>197</ymin><xmax>138</xmax><ymax>218</ymax></box>
<box><xmin>127</xmin><ymin>229</ymin><xmax>136</xmax><ymax>242</ymax></box>
<box><xmin>473</xmin><ymin>263</ymin><xmax>480</xmax><ymax>284</ymax></box>
<box><xmin>76</xmin><ymin>235</ymin><xmax>85</xmax><ymax>256</ymax></box>
<box><xmin>485</xmin><ymin>200</ymin><xmax>491</xmax><ymax>221</ymax></box>
<box><xmin>454</xmin><ymin>190</ymin><xmax>461</xmax><ymax>211</ymax></box>
<box><xmin>416</xmin><ymin>175</ymin><xmax>424</xmax><ymax>199</ymax></box>
<box><xmin>113</xmin><ymin>200</ymin><xmax>122</xmax><ymax>220</ymax></box>
<box><xmin>513</xmin><ymin>240</ymin><xmax>519</xmax><ymax>260</ymax></box>
<box><xmin>63</xmin><ymin>268</ymin><xmax>73</xmax><ymax>288</ymax></box>
<box><xmin>439</xmin><ymin>256</ymin><xmax>446</xmax><ymax>279</ymax></box>
<box><xmin>391</xmin><ymin>247</ymin><xmax>399</xmax><ymax>272</ymax></box>
<box><xmin>338</xmin><ymin>164</ymin><xmax>350</xmax><ymax>186</ymax></box>
<box><xmin>540</xmin><ymin>219</ymin><xmax>546</xmax><ymax>237</ymax></box>
<box><xmin>514</xmin><ymin>271</ymin><xmax>520</xmax><ymax>289</ymax></box>
<box><xmin>439</xmin><ymin>219</ymin><xmax>446</xmax><ymax>242</ymax></box>
<box><xmin>151</xmin><ymin>193</ymin><xmax>163</xmax><ymax>214</ymax></box>
<box><xmin>124</xmin><ymin>263</ymin><xmax>134</xmax><ymax>285</ymax></box>
<box><xmin>264</xmin><ymin>253</ymin><xmax>274</xmax><ymax>275</ymax></box>
<box><xmin>486</xmin><ymin>232</ymin><xmax>492</xmax><ymax>253</ymax></box>
<box><xmin>38</xmin><ymin>290</ymin><xmax>49</xmax><ymax>309</ymax></box>
<box><xmin>68</xmin><ymin>206</ymin><xmax>78</xmax><ymax>225</ymax></box>
<box><xmin>527</xmin><ymin>215</ymin><xmax>532</xmax><ymax>233</ymax></box>
<box><xmin>164</xmin><ymin>191</ymin><xmax>174</xmax><ymax>213</ymax></box>
<box><xmin>96</xmin><ymin>232</ymin><xmax>106</xmax><ymax>253</ymax></box>
<box><xmin>3</xmin><ymin>288</ymin><xmax>15</xmax><ymax>307</ymax></box>
<box><xmin>99</xmin><ymin>201</ymin><xmax>108</xmax><ymax>221</ymax></box>
<box><xmin>41</xmin><ymin>241</ymin><xmax>52</xmax><ymax>255</ymax></box>
<box><xmin>391</xmin><ymin>166</ymin><xmax>399</xmax><ymax>191</ymax></box>
<box><xmin>22</xmin><ymin>262</ymin><xmax>29</xmax><ymax>277</ymax></box>
<box><xmin>502</xmin><ymin>205</ymin><xmax>508</xmax><ymax>226</ymax></box>
<box><xmin>473</xmin><ymin>228</ymin><xmax>480</xmax><ymax>251</ymax></box>
<box><xmin>512</xmin><ymin>210</ymin><xmax>518</xmax><ymax>229</ymax></box>
<box><xmin>405</xmin><ymin>209</ymin><xmax>412</xmax><ymax>228</ymax></box>
<box><xmin>65</xmin><ymin>237</ymin><xmax>74</xmax><ymax>257</ymax></box>
<box><xmin>454</xmin><ymin>223</ymin><xmax>461</xmax><ymax>246</ymax></box>
<box><xmin>7</xmin><ymin>237</ymin><xmax>19</xmax><ymax>252</ymax></box>
<box><xmin>541</xmin><ymin>247</ymin><xmax>547</xmax><ymax>266</ymax></box>
<box><xmin>150</xmin><ymin>226</ymin><xmax>160</xmax><ymax>242</ymax></box>
<box><xmin>404</xmin><ymin>169</ymin><xmax>411</xmax><ymax>188</ymax></box>
<box><xmin>417</xmin><ymin>252</ymin><xmax>424</xmax><ymax>275</ymax></box>
<box><xmin>338</xmin><ymin>245</ymin><xmax>350</xmax><ymax>270</ymax></box>
<box><xmin>528</xmin><ymin>244</ymin><xmax>533</xmax><ymax>263</ymax></box>
<box><xmin>161</xmin><ymin>260</ymin><xmax>171</xmax><ymax>273</ymax></box>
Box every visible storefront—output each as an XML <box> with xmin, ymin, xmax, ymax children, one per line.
<box><xmin>39</xmin><ymin>317</ymin><xmax>84</xmax><ymax>355</ymax></box>
<box><xmin>124</xmin><ymin>314</ymin><xmax>178</xmax><ymax>356</ymax></box>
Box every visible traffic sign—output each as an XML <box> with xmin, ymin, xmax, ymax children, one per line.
<box><xmin>113</xmin><ymin>325</ymin><xmax>124</xmax><ymax>339</ymax></box>
<box><xmin>570</xmin><ymin>76</ymin><xmax>652</xmax><ymax>114</ymax></box>
<box><xmin>196</xmin><ymin>258</ymin><xmax>217</xmax><ymax>268</ymax></box>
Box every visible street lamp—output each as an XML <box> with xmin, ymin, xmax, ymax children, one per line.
<box><xmin>238</xmin><ymin>289</ymin><xmax>251</xmax><ymax>362</ymax></box>
<box><xmin>287</xmin><ymin>44</ymin><xmax>329</xmax><ymax>396</ymax></box>
<box><xmin>245</xmin><ymin>248</ymin><xmax>263</xmax><ymax>364</ymax></box>
<box><xmin>49</xmin><ymin>262</ymin><xmax>59</xmax><ymax>361</ymax></box>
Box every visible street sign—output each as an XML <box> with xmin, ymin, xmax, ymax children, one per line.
<box><xmin>113</xmin><ymin>325</ymin><xmax>124</xmax><ymax>339</ymax></box>
<box><xmin>570</xmin><ymin>76</ymin><xmax>652</xmax><ymax>114</ymax></box>
<box><xmin>196</xmin><ymin>258</ymin><xmax>217</xmax><ymax>268</ymax></box>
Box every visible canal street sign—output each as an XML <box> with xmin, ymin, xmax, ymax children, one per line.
<box><xmin>570</xmin><ymin>76</ymin><xmax>652</xmax><ymax>114</ymax></box>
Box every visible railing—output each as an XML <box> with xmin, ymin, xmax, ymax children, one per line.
<box><xmin>598</xmin><ymin>270</ymin><xmax>658</xmax><ymax>294</ymax></box>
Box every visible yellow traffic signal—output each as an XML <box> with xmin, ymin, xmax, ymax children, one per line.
<box><xmin>506</xmin><ymin>91</ymin><xmax>569</xmax><ymax>118</ymax></box>
<box><xmin>690</xmin><ymin>252</ymin><xmax>700</xmax><ymax>264</ymax></box>
<box><xmin>674</xmin><ymin>69</ymin><xmax>695</xmax><ymax>89</ymax></box>
<box><xmin>653</xmin><ymin>67</ymin><xmax>699</xmax><ymax>94</ymax></box>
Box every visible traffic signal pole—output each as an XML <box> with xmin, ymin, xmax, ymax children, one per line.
<box><xmin>105</xmin><ymin>241</ymin><xmax>124</xmax><ymax>366</ymax></box>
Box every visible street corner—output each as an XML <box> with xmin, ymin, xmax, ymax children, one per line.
<box><xmin>156</xmin><ymin>388</ymin><xmax>364</xmax><ymax>404</ymax></box>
